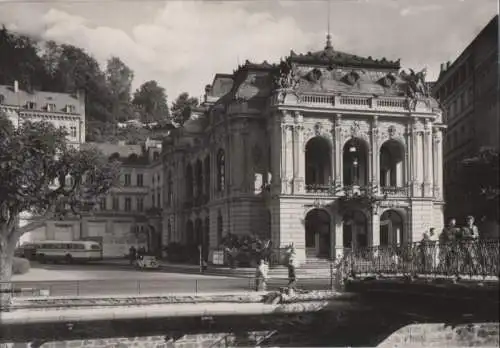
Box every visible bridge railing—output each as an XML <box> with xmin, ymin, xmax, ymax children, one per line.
<box><xmin>339</xmin><ymin>240</ymin><xmax>500</xmax><ymax>280</ymax></box>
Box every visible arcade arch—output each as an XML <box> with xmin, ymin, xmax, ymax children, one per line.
<box><xmin>380</xmin><ymin>209</ymin><xmax>404</xmax><ymax>246</ymax></box>
<box><xmin>342</xmin><ymin>210</ymin><xmax>368</xmax><ymax>249</ymax></box>
<box><xmin>343</xmin><ymin>138</ymin><xmax>369</xmax><ymax>186</ymax></box>
<box><xmin>380</xmin><ymin>140</ymin><xmax>405</xmax><ymax>187</ymax></box>
<box><xmin>304</xmin><ymin>208</ymin><xmax>331</xmax><ymax>258</ymax></box>
<box><xmin>305</xmin><ymin>137</ymin><xmax>332</xmax><ymax>187</ymax></box>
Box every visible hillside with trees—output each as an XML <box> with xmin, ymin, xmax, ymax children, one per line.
<box><xmin>0</xmin><ymin>26</ymin><xmax>199</xmax><ymax>144</ymax></box>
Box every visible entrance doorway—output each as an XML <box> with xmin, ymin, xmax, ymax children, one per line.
<box><xmin>305</xmin><ymin>209</ymin><xmax>331</xmax><ymax>259</ymax></box>
<box><xmin>380</xmin><ymin>210</ymin><xmax>404</xmax><ymax>246</ymax></box>
<box><xmin>342</xmin><ymin>211</ymin><xmax>368</xmax><ymax>249</ymax></box>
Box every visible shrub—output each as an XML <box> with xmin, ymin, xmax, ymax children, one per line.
<box><xmin>12</xmin><ymin>257</ymin><xmax>31</xmax><ymax>275</ymax></box>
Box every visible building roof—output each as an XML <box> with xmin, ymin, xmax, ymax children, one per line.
<box><xmin>0</xmin><ymin>85</ymin><xmax>83</xmax><ymax>114</ymax></box>
<box><xmin>289</xmin><ymin>38</ymin><xmax>400</xmax><ymax>70</ymax></box>
<box><xmin>436</xmin><ymin>15</ymin><xmax>498</xmax><ymax>84</ymax></box>
<box><xmin>82</xmin><ymin>142</ymin><xmax>143</xmax><ymax>158</ymax></box>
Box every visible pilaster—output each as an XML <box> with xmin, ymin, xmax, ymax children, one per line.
<box><xmin>370</xmin><ymin>116</ymin><xmax>380</xmax><ymax>193</ymax></box>
<box><xmin>333</xmin><ymin>114</ymin><xmax>343</xmax><ymax>192</ymax></box>
<box><xmin>423</xmin><ymin>119</ymin><xmax>433</xmax><ymax>197</ymax></box>
<box><xmin>433</xmin><ymin>128</ymin><xmax>444</xmax><ymax>200</ymax></box>
<box><xmin>292</xmin><ymin>112</ymin><xmax>305</xmax><ymax>193</ymax></box>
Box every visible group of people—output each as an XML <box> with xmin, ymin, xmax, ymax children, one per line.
<box><xmin>128</xmin><ymin>245</ymin><xmax>147</xmax><ymax>264</ymax></box>
<box><xmin>419</xmin><ymin>215</ymin><xmax>481</xmax><ymax>274</ymax></box>
<box><xmin>255</xmin><ymin>244</ymin><xmax>298</xmax><ymax>293</ymax></box>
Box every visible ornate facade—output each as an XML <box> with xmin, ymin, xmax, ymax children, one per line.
<box><xmin>163</xmin><ymin>39</ymin><xmax>445</xmax><ymax>262</ymax></box>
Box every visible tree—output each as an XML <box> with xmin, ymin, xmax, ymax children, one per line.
<box><xmin>171</xmin><ymin>92</ymin><xmax>199</xmax><ymax>126</ymax></box>
<box><xmin>0</xmin><ymin>112</ymin><xmax>120</xmax><ymax>306</ymax></box>
<box><xmin>105</xmin><ymin>57</ymin><xmax>134</xmax><ymax>122</ymax></box>
<box><xmin>132</xmin><ymin>80</ymin><xmax>169</xmax><ymax>123</ymax></box>
<box><xmin>0</xmin><ymin>26</ymin><xmax>50</xmax><ymax>91</ymax></box>
<box><xmin>460</xmin><ymin>147</ymin><xmax>500</xmax><ymax>222</ymax></box>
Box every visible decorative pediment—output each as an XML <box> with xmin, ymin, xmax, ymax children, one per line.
<box><xmin>378</xmin><ymin>73</ymin><xmax>396</xmax><ymax>88</ymax></box>
<box><xmin>343</xmin><ymin>71</ymin><xmax>361</xmax><ymax>86</ymax></box>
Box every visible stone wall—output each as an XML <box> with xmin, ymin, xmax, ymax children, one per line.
<box><xmin>377</xmin><ymin>323</ymin><xmax>500</xmax><ymax>348</ymax></box>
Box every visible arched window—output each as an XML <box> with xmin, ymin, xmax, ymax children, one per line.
<box><xmin>167</xmin><ymin>171</ymin><xmax>173</xmax><ymax>206</ymax></box>
<box><xmin>204</xmin><ymin>156</ymin><xmax>210</xmax><ymax>197</ymax></box>
<box><xmin>217</xmin><ymin>149</ymin><xmax>225</xmax><ymax>192</ymax></box>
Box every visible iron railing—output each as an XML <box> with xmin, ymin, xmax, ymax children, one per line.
<box><xmin>338</xmin><ymin>240</ymin><xmax>500</xmax><ymax>279</ymax></box>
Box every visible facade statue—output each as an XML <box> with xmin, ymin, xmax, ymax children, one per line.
<box><xmin>400</xmin><ymin>68</ymin><xmax>430</xmax><ymax>110</ymax></box>
<box><xmin>274</xmin><ymin>60</ymin><xmax>300</xmax><ymax>90</ymax></box>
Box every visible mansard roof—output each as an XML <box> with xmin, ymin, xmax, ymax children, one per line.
<box><xmin>289</xmin><ymin>40</ymin><xmax>400</xmax><ymax>70</ymax></box>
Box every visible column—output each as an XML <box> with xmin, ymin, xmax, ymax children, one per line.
<box><xmin>370</xmin><ymin>116</ymin><xmax>379</xmax><ymax>194</ymax></box>
<box><xmin>333</xmin><ymin>114</ymin><xmax>342</xmax><ymax>194</ymax></box>
<box><xmin>371</xmin><ymin>206</ymin><xmax>380</xmax><ymax>247</ymax></box>
<box><xmin>280</xmin><ymin>121</ymin><xmax>288</xmax><ymax>194</ymax></box>
<box><xmin>423</xmin><ymin>119</ymin><xmax>433</xmax><ymax>197</ymax></box>
<box><xmin>411</xmin><ymin>120</ymin><xmax>420</xmax><ymax>196</ymax></box>
<box><xmin>334</xmin><ymin>213</ymin><xmax>344</xmax><ymax>260</ymax></box>
<box><xmin>293</xmin><ymin>114</ymin><xmax>305</xmax><ymax>193</ymax></box>
<box><xmin>434</xmin><ymin>129</ymin><xmax>444</xmax><ymax>199</ymax></box>
<box><xmin>270</xmin><ymin>115</ymin><xmax>282</xmax><ymax>192</ymax></box>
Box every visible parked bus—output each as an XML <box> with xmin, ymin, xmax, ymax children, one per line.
<box><xmin>34</xmin><ymin>240</ymin><xmax>103</xmax><ymax>264</ymax></box>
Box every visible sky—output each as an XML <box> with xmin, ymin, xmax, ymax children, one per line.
<box><xmin>0</xmin><ymin>0</ymin><xmax>497</xmax><ymax>102</ymax></box>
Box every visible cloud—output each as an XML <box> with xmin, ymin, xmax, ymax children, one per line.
<box><xmin>400</xmin><ymin>4</ymin><xmax>442</xmax><ymax>17</ymax></box>
<box><xmin>0</xmin><ymin>1</ymin><xmax>319</xmax><ymax>100</ymax></box>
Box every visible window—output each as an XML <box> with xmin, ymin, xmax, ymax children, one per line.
<box><xmin>124</xmin><ymin>197</ymin><xmax>131</xmax><ymax>211</ymax></box>
<box><xmin>66</xmin><ymin>105</ymin><xmax>76</xmax><ymax>113</ymax></box>
<box><xmin>217</xmin><ymin>212</ymin><xmax>223</xmax><ymax>245</ymax></box>
<box><xmin>70</xmin><ymin>126</ymin><xmax>77</xmax><ymax>138</ymax></box>
<box><xmin>26</xmin><ymin>101</ymin><xmax>36</xmax><ymax>109</ymax></box>
<box><xmin>91</xmin><ymin>245</ymin><xmax>101</xmax><ymax>250</ymax></box>
<box><xmin>112</xmin><ymin>196</ymin><xmax>119</xmax><ymax>210</ymax></box>
<box><xmin>167</xmin><ymin>172</ymin><xmax>173</xmax><ymax>205</ymax></box>
<box><xmin>99</xmin><ymin>198</ymin><xmax>106</xmax><ymax>210</ymax></box>
<box><xmin>0</xmin><ymin>94</ymin><xmax>4</xmax><ymax>104</ymax></box>
<box><xmin>152</xmin><ymin>175</ymin><xmax>155</xmax><ymax>185</ymax></box>
<box><xmin>152</xmin><ymin>193</ymin><xmax>155</xmax><ymax>207</ymax></box>
<box><xmin>124</xmin><ymin>174</ymin><xmax>131</xmax><ymax>187</ymax></box>
<box><xmin>157</xmin><ymin>192</ymin><xmax>161</xmax><ymax>208</ymax></box>
<box><xmin>167</xmin><ymin>220</ymin><xmax>172</xmax><ymax>242</ymax></box>
<box><xmin>136</xmin><ymin>197</ymin><xmax>144</xmax><ymax>212</ymax></box>
<box><xmin>47</xmin><ymin>103</ymin><xmax>56</xmax><ymax>111</ymax></box>
<box><xmin>217</xmin><ymin>149</ymin><xmax>225</xmax><ymax>192</ymax></box>
<box><xmin>137</xmin><ymin>174</ymin><xmax>143</xmax><ymax>187</ymax></box>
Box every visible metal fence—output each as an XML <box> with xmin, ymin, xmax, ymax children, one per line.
<box><xmin>1</xmin><ymin>277</ymin><xmax>335</xmax><ymax>298</ymax></box>
<box><xmin>338</xmin><ymin>240</ymin><xmax>500</xmax><ymax>280</ymax></box>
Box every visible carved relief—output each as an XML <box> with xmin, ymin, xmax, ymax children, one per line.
<box><xmin>340</xmin><ymin>120</ymin><xmax>370</xmax><ymax>145</ymax></box>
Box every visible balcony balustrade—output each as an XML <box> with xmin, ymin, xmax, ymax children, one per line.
<box><xmin>380</xmin><ymin>186</ymin><xmax>409</xmax><ymax>198</ymax></box>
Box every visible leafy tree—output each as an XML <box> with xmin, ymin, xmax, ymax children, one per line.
<box><xmin>460</xmin><ymin>147</ymin><xmax>499</xmax><ymax>222</ymax></box>
<box><xmin>0</xmin><ymin>26</ymin><xmax>50</xmax><ymax>91</ymax></box>
<box><xmin>171</xmin><ymin>92</ymin><xmax>199</xmax><ymax>125</ymax></box>
<box><xmin>0</xmin><ymin>112</ymin><xmax>120</xmax><ymax>306</ymax></box>
<box><xmin>132</xmin><ymin>80</ymin><xmax>169</xmax><ymax>123</ymax></box>
<box><xmin>105</xmin><ymin>57</ymin><xmax>134</xmax><ymax>122</ymax></box>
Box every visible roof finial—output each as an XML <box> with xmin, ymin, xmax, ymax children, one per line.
<box><xmin>325</xmin><ymin>0</ymin><xmax>333</xmax><ymax>50</ymax></box>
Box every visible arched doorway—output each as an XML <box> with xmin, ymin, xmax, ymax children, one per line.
<box><xmin>305</xmin><ymin>209</ymin><xmax>331</xmax><ymax>259</ymax></box>
<box><xmin>342</xmin><ymin>211</ymin><xmax>368</xmax><ymax>249</ymax></box>
<box><xmin>380</xmin><ymin>140</ymin><xmax>405</xmax><ymax>188</ymax></box>
<box><xmin>343</xmin><ymin>138</ymin><xmax>369</xmax><ymax>187</ymax></box>
<box><xmin>305</xmin><ymin>137</ymin><xmax>332</xmax><ymax>191</ymax></box>
<box><xmin>380</xmin><ymin>210</ymin><xmax>404</xmax><ymax>246</ymax></box>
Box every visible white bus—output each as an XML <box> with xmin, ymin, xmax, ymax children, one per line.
<box><xmin>34</xmin><ymin>240</ymin><xmax>103</xmax><ymax>264</ymax></box>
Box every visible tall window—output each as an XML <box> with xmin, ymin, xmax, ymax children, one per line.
<box><xmin>217</xmin><ymin>149</ymin><xmax>225</xmax><ymax>192</ymax></box>
<box><xmin>157</xmin><ymin>192</ymin><xmax>161</xmax><ymax>208</ymax></box>
<box><xmin>112</xmin><ymin>196</ymin><xmax>119</xmax><ymax>210</ymax></box>
<box><xmin>137</xmin><ymin>174</ymin><xmax>144</xmax><ymax>187</ymax></box>
<box><xmin>136</xmin><ymin>197</ymin><xmax>144</xmax><ymax>211</ymax></box>
<box><xmin>167</xmin><ymin>220</ymin><xmax>172</xmax><ymax>243</ymax></box>
<box><xmin>152</xmin><ymin>193</ymin><xmax>156</xmax><ymax>207</ymax></box>
<box><xmin>124</xmin><ymin>174</ymin><xmax>131</xmax><ymax>186</ymax></box>
<box><xmin>99</xmin><ymin>198</ymin><xmax>106</xmax><ymax>210</ymax></box>
<box><xmin>204</xmin><ymin>156</ymin><xmax>210</xmax><ymax>196</ymax></box>
<box><xmin>217</xmin><ymin>211</ymin><xmax>223</xmax><ymax>245</ymax></box>
<box><xmin>167</xmin><ymin>172</ymin><xmax>173</xmax><ymax>205</ymax></box>
<box><xmin>70</xmin><ymin>126</ymin><xmax>77</xmax><ymax>138</ymax></box>
<box><xmin>124</xmin><ymin>197</ymin><xmax>132</xmax><ymax>211</ymax></box>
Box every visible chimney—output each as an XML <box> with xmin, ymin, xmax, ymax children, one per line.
<box><xmin>13</xmin><ymin>80</ymin><xmax>19</xmax><ymax>93</ymax></box>
<box><xmin>446</xmin><ymin>61</ymin><xmax>451</xmax><ymax>69</ymax></box>
<box><xmin>440</xmin><ymin>63</ymin><xmax>445</xmax><ymax>72</ymax></box>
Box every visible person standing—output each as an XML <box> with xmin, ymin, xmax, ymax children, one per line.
<box><xmin>286</xmin><ymin>245</ymin><xmax>298</xmax><ymax>293</ymax></box>
<box><xmin>439</xmin><ymin>218</ymin><xmax>459</xmax><ymax>275</ymax></box>
<box><xmin>459</xmin><ymin>215</ymin><xmax>480</xmax><ymax>275</ymax></box>
<box><xmin>255</xmin><ymin>259</ymin><xmax>269</xmax><ymax>291</ymax></box>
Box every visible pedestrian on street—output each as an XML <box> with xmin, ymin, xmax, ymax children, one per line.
<box><xmin>255</xmin><ymin>258</ymin><xmax>269</xmax><ymax>291</ymax></box>
<box><xmin>286</xmin><ymin>244</ymin><xmax>298</xmax><ymax>293</ymax></box>
<box><xmin>129</xmin><ymin>246</ymin><xmax>137</xmax><ymax>265</ymax></box>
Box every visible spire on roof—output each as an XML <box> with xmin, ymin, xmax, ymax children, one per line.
<box><xmin>325</xmin><ymin>0</ymin><xmax>333</xmax><ymax>51</ymax></box>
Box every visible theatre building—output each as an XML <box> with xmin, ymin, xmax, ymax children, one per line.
<box><xmin>162</xmin><ymin>37</ymin><xmax>445</xmax><ymax>263</ymax></box>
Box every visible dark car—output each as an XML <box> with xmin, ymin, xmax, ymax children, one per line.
<box><xmin>14</xmin><ymin>243</ymin><xmax>38</xmax><ymax>260</ymax></box>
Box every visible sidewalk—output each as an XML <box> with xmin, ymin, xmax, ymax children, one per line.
<box><xmin>98</xmin><ymin>258</ymin><xmax>333</xmax><ymax>279</ymax></box>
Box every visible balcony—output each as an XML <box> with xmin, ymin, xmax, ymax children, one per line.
<box><xmin>305</xmin><ymin>184</ymin><xmax>331</xmax><ymax>195</ymax></box>
<box><xmin>380</xmin><ymin>186</ymin><xmax>409</xmax><ymax>198</ymax></box>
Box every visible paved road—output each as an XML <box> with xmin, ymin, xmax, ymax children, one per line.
<box><xmin>10</xmin><ymin>263</ymin><xmax>332</xmax><ymax>297</ymax></box>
